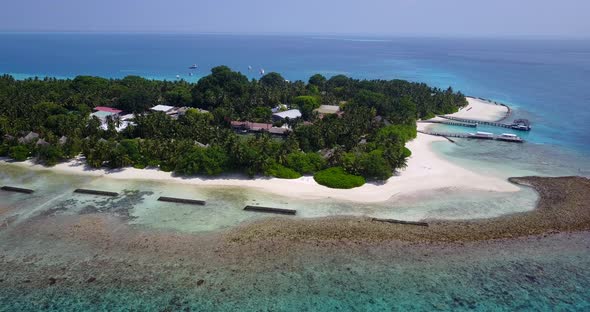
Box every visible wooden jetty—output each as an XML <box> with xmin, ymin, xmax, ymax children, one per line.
<box><xmin>244</xmin><ymin>205</ymin><xmax>296</xmax><ymax>215</ymax></box>
<box><xmin>438</xmin><ymin>115</ymin><xmax>531</xmax><ymax>131</ymax></box>
<box><xmin>418</xmin><ymin>130</ymin><xmax>524</xmax><ymax>143</ymax></box>
<box><xmin>418</xmin><ymin>130</ymin><xmax>471</xmax><ymax>139</ymax></box>
<box><xmin>74</xmin><ymin>189</ymin><xmax>118</xmax><ymax>197</ymax></box>
<box><xmin>418</xmin><ymin>120</ymin><xmax>477</xmax><ymax>128</ymax></box>
<box><xmin>158</xmin><ymin>196</ymin><xmax>206</xmax><ymax>206</ymax></box>
<box><xmin>371</xmin><ymin>218</ymin><xmax>429</xmax><ymax>227</ymax></box>
<box><xmin>1</xmin><ymin>186</ymin><xmax>34</xmax><ymax>194</ymax></box>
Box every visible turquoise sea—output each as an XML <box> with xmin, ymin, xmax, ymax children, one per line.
<box><xmin>1</xmin><ymin>33</ymin><xmax>590</xmax><ymax>310</ymax></box>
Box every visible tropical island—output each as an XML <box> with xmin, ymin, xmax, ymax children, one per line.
<box><xmin>0</xmin><ymin>66</ymin><xmax>468</xmax><ymax>189</ymax></box>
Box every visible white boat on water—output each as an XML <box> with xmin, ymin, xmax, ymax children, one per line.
<box><xmin>260</xmin><ymin>68</ymin><xmax>265</xmax><ymax>75</ymax></box>
<box><xmin>188</xmin><ymin>64</ymin><xmax>198</xmax><ymax>69</ymax></box>
<box><xmin>511</xmin><ymin>124</ymin><xmax>531</xmax><ymax>131</ymax></box>
<box><xmin>469</xmin><ymin>131</ymin><xmax>494</xmax><ymax>139</ymax></box>
<box><xmin>497</xmin><ymin>133</ymin><xmax>523</xmax><ymax>142</ymax></box>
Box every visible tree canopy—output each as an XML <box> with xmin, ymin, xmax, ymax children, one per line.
<box><xmin>0</xmin><ymin>67</ymin><xmax>467</xmax><ymax>186</ymax></box>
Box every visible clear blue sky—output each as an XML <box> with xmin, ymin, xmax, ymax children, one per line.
<box><xmin>1</xmin><ymin>0</ymin><xmax>588</xmax><ymax>37</ymax></box>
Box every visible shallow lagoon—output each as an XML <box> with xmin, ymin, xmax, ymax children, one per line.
<box><xmin>0</xmin><ymin>163</ymin><xmax>538</xmax><ymax>233</ymax></box>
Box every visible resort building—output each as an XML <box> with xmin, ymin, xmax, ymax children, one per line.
<box><xmin>90</xmin><ymin>107</ymin><xmax>130</xmax><ymax>132</ymax></box>
<box><xmin>272</xmin><ymin>109</ymin><xmax>302</xmax><ymax>122</ymax></box>
<box><xmin>230</xmin><ymin>121</ymin><xmax>290</xmax><ymax>136</ymax></box>
<box><xmin>18</xmin><ymin>131</ymin><xmax>40</xmax><ymax>144</ymax></box>
<box><xmin>315</xmin><ymin>105</ymin><xmax>340</xmax><ymax>114</ymax></box>
<box><xmin>94</xmin><ymin>106</ymin><xmax>123</xmax><ymax>114</ymax></box>
<box><xmin>91</xmin><ymin>106</ymin><xmax>122</xmax><ymax>121</ymax></box>
<box><xmin>231</xmin><ymin>121</ymin><xmax>272</xmax><ymax>132</ymax></box>
<box><xmin>314</xmin><ymin>104</ymin><xmax>342</xmax><ymax>118</ymax></box>
<box><xmin>150</xmin><ymin>105</ymin><xmax>176</xmax><ymax>114</ymax></box>
<box><xmin>149</xmin><ymin>105</ymin><xmax>208</xmax><ymax>119</ymax></box>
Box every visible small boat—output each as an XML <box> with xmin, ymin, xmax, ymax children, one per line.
<box><xmin>511</xmin><ymin>124</ymin><xmax>531</xmax><ymax>131</ymax></box>
<box><xmin>468</xmin><ymin>131</ymin><xmax>494</xmax><ymax>139</ymax></box>
<box><xmin>248</xmin><ymin>65</ymin><xmax>253</xmax><ymax>71</ymax></box>
<box><xmin>260</xmin><ymin>68</ymin><xmax>265</xmax><ymax>75</ymax></box>
<box><xmin>176</xmin><ymin>75</ymin><xmax>181</xmax><ymax>79</ymax></box>
<box><xmin>189</xmin><ymin>64</ymin><xmax>198</xmax><ymax>69</ymax></box>
<box><xmin>188</xmin><ymin>72</ymin><xmax>193</xmax><ymax>76</ymax></box>
<box><xmin>510</xmin><ymin>119</ymin><xmax>532</xmax><ymax>131</ymax></box>
<box><xmin>497</xmin><ymin>133</ymin><xmax>523</xmax><ymax>143</ymax></box>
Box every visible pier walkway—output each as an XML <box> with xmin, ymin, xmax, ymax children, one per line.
<box><xmin>438</xmin><ymin>115</ymin><xmax>531</xmax><ymax>131</ymax></box>
<box><xmin>418</xmin><ymin>120</ymin><xmax>477</xmax><ymax>128</ymax></box>
<box><xmin>418</xmin><ymin>130</ymin><xmax>524</xmax><ymax>143</ymax></box>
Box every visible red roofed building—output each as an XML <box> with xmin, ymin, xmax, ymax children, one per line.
<box><xmin>230</xmin><ymin>121</ymin><xmax>290</xmax><ymax>136</ymax></box>
<box><xmin>94</xmin><ymin>106</ymin><xmax>123</xmax><ymax>114</ymax></box>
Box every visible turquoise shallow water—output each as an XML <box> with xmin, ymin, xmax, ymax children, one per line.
<box><xmin>0</xmin><ymin>163</ymin><xmax>539</xmax><ymax>232</ymax></box>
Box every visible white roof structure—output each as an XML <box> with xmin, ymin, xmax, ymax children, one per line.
<box><xmin>120</xmin><ymin>113</ymin><xmax>135</xmax><ymax>121</ymax></box>
<box><xmin>272</xmin><ymin>109</ymin><xmax>302</xmax><ymax>120</ymax></box>
<box><xmin>315</xmin><ymin>105</ymin><xmax>341</xmax><ymax>115</ymax></box>
<box><xmin>150</xmin><ymin>105</ymin><xmax>176</xmax><ymax>113</ymax></box>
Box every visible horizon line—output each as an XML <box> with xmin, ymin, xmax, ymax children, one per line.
<box><xmin>0</xmin><ymin>30</ymin><xmax>588</xmax><ymax>40</ymax></box>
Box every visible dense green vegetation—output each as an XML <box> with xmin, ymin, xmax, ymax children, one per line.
<box><xmin>0</xmin><ymin>66</ymin><xmax>467</xmax><ymax>186</ymax></box>
<box><xmin>314</xmin><ymin>167</ymin><xmax>366</xmax><ymax>189</ymax></box>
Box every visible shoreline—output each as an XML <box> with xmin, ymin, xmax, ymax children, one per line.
<box><xmin>456</xmin><ymin>96</ymin><xmax>512</xmax><ymax>122</ymax></box>
<box><xmin>226</xmin><ymin>176</ymin><xmax>590</xmax><ymax>243</ymax></box>
<box><xmin>1</xmin><ymin>97</ymin><xmax>517</xmax><ymax>203</ymax></box>
<box><xmin>464</xmin><ymin>96</ymin><xmax>512</xmax><ymax>122</ymax></box>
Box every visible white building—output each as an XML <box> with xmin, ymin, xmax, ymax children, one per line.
<box><xmin>272</xmin><ymin>109</ymin><xmax>302</xmax><ymax>121</ymax></box>
<box><xmin>150</xmin><ymin>105</ymin><xmax>176</xmax><ymax>113</ymax></box>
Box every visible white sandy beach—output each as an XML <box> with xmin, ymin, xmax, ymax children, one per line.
<box><xmin>453</xmin><ymin>97</ymin><xmax>509</xmax><ymax>121</ymax></box>
<box><xmin>3</xmin><ymin>98</ymin><xmax>518</xmax><ymax>203</ymax></box>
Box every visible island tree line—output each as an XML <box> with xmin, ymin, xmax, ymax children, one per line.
<box><xmin>0</xmin><ymin>66</ymin><xmax>467</xmax><ymax>188</ymax></box>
